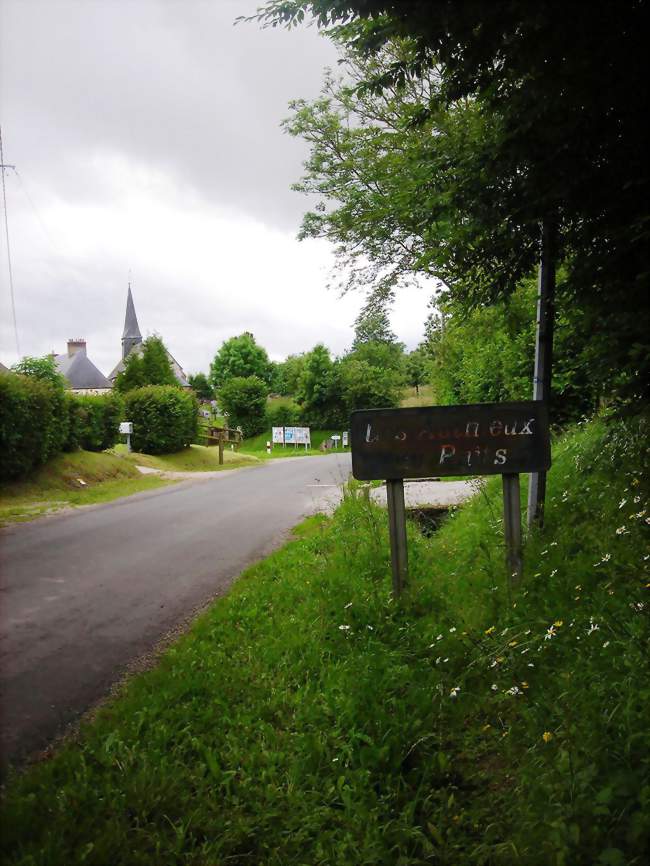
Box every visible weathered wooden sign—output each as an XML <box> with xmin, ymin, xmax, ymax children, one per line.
<box><xmin>350</xmin><ymin>401</ymin><xmax>552</xmax><ymax>596</ymax></box>
<box><xmin>351</xmin><ymin>401</ymin><xmax>550</xmax><ymax>481</ymax></box>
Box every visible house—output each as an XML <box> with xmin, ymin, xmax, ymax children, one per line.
<box><xmin>53</xmin><ymin>339</ymin><xmax>112</xmax><ymax>394</ymax></box>
<box><xmin>108</xmin><ymin>285</ymin><xmax>189</xmax><ymax>388</ymax></box>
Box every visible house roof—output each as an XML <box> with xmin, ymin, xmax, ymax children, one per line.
<box><xmin>54</xmin><ymin>352</ymin><xmax>112</xmax><ymax>390</ymax></box>
<box><xmin>122</xmin><ymin>285</ymin><xmax>142</xmax><ymax>341</ymax></box>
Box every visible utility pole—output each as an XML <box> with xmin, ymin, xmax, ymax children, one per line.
<box><xmin>527</xmin><ymin>218</ymin><xmax>556</xmax><ymax>528</ymax></box>
<box><xmin>0</xmin><ymin>125</ymin><xmax>20</xmax><ymax>356</ymax></box>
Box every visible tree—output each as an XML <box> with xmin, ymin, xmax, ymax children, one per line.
<box><xmin>210</xmin><ymin>333</ymin><xmax>272</xmax><ymax>389</ymax></box>
<box><xmin>114</xmin><ymin>352</ymin><xmax>145</xmax><ymax>393</ymax></box>
<box><xmin>274</xmin><ymin>353</ymin><xmax>307</xmax><ymax>396</ymax></box>
<box><xmin>141</xmin><ymin>336</ymin><xmax>178</xmax><ymax>388</ymax></box>
<box><xmin>296</xmin><ymin>344</ymin><xmax>345</xmax><ymax>428</ymax></box>
<box><xmin>219</xmin><ymin>376</ymin><xmax>269</xmax><ymax>438</ymax></box>
<box><xmin>12</xmin><ymin>355</ymin><xmax>65</xmax><ymax>390</ymax></box>
<box><xmin>353</xmin><ymin>303</ymin><xmax>397</xmax><ymax>348</ymax></box>
<box><xmin>115</xmin><ymin>336</ymin><xmax>178</xmax><ymax>393</ymax></box>
<box><xmin>339</xmin><ymin>356</ymin><xmax>401</xmax><ymax>413</ymax></box>
<box><xmin>188</xmin><ymin>373</ymin><xmax>214</xmax><ymax>401</ymax></box>
<box><xmin>404</xmin><ymin>348</ymin><xmax>428</xmax><ymax>396</ymax></box>
<box><xmin>257</xmin><ymin>1</ymin><xmax>650</xmax><ymax>402</ymax></box>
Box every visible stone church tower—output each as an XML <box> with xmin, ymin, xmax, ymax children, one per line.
<box><xmin>121</xmin><ymin>284</ymin><xmax>142</xmax><ymax>360</ymax></box>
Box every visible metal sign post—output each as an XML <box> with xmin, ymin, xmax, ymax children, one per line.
<box><xmin>350</xmin><ymin>402</ymin><xmax>550</xmax><ymax>596</ymax></box>
<box><xmin>119</xmin><ymin>421</ymin><xmax>133</xmax><ymax>453</ymax></box>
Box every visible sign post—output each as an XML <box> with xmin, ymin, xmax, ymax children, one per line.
<box><xmin>350</xmin><ymin>401</ymin><xmax>550</xmax><ymax>596</ymax></box>
<box><xmin>119</xmin><ymin>421</ymin><xmax>133</xmax><ymax>453</ymax></box>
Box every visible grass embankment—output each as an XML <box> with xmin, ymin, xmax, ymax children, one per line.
<box><xmin>3</xmin><ymin>416</ymin><xmax>648</xmax><ymax>864</ymax></box>
<box><xmin>401</xmin><ymin>384</ymin><xmax>437</xmax><ymax>407</ymax></box>
<box><xmin>0</xmin><ymin>451</ymin><xmax>171</xmax><ymax>526</ymax></box>
<box><xmin>240</xmin><ymin>428</ymin><xmax>350</xmax><ymax>459</ymax></box>
<box><xmin>113</xmin><ymin>443</ymin><xmax>260</xmax><ymax>472</ymax></box>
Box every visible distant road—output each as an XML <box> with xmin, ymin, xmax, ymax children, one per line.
<box><xmin>0</xmin><ymin>453</ymin><xmax>351</xmax><ymax>769</ymax></box>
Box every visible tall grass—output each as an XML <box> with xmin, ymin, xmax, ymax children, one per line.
<box><xmin>1</xmin><ymin>415</ymin><xmax>648</xmax><ymax>864</ymax></box>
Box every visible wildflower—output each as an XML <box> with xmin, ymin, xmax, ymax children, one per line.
<box><xmin>449</xmin><ymin>627</ymin><xmax>457</xmax><ymax>633</ymax></box>
<box><xmin>634</xmin><ymin>495</ymin><xmax>641</xmax><ymax>503</ymax></box>
<box><xmin>506</xmin><ymin>686</ymin><xmax>522</xmax><ymax>696</ymax></box>
<box><xmin>490</xmin><ymin>684</ymin><xmax>498</xmax><ymax>691</ymax></box>
<box><xmin>541</xmin><ymin>549</ymin><xmax>548</xmax><ymax>556</ymax></box>
<box><xmin>619</xmin><ymin>498</ymin><xmax>627</xmax><ymax>509</ymax></box>
<box><xmin>344</xmin><ymin>601</ymin><xmax>353</xmax><ymax>609</ymax></box>
<box><xmin>338</xmin><ymin>625</ymin><xmax>351</xmax><ymax>632</ymax></box>
<box><xmin>437</xmin><ymin>634</ymin><xmax>444</xmax><ymax>641</ymax></box>
<box><xmin>527</xmin><ymin>663</ymin><xmax>535</xmax><ymax>668</ymax></box>
<box><xmin>542</xmin><ymin>731</ymin><xmax>553</xmax><ymax>743</ymax></box>
<box><xmin>545</xmin><ymin>626</ymin><xmax>557</xmax><ymax>640</ymax></box>
<box><xmin>482</xmin><ymin>723</ymin><xmax>492</xmax><ymax>731</ymax></box>
<box><xmin>602</xmin><ymin>641</ymin><xmax>610</xmax><ymax>649</ymax></box>
<box><xmin>534</xmin><ymin>572</ymin><xmax>541</xmax><ymax>577</ymax></box>
<box><xmin>550</xmin><ymin>569</ymin><xmax>558</xmax><ymax>577</ymax></box>
<box><xmin>635</xmin><ymin>510</ymin><xmax>647</xmax><ymax>519</ymax></box>
<box><xmin>524</xmin><ymin>629</ymin><xmax>531</xmax><ymax>636</ymax></box>
<box><xmin>449</xmin><ymin>686</ymin><xmax>460</xmax><ymax>698</ymax></box>
<box><xmin>485</xmin><ymin>626</ymin><xmax>496</xmax><ymax>636</ymax></box>
<box><xmin>509</xmin><ymin>640</ymin><xmax>518</xmax><ymax>647</ymax></box>
<box><xmin>550</xmin><ymin>541</ymin><xmax>558</xmax><ymax>547</ymax></box>
<box><xmin>367</xmin><ymin>625</ymin><xmax>373</xmax><ymax>630</ymax></box>
<box><xmin>646</xmin><ymin>517</ymin><xmax>650</xmax><ymax>525</ymax></box>
<box><xmin>553</xmin><ymin>620</ymin><xmax>563</xmax><ymax>628</ymax></box>
<box><xmin>615</xmin><ymin>526</ymin><xmax>628</xmax><ymax>535</ymax></box>
<box><xmin>521</xmin><ymin>681</ymin><xmax>529</xmax><ymax>689</ymax></box>
<box><xmin>436</xmin><ymin>657</ymin><xmax>442</xmax><ymax>664</ymax></box>
<box><xmin>587</xmin><ymin>620</ymin><xmax>600</xmax><ymax>635</ymax></box>
<box><xmin>520</xmin><ymin>648</ymin><xmax>530</xmax><ymax>655</ymax></box>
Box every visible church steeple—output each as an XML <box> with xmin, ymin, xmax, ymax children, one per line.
<box><xmin>121</xmin><ymin>283</ymin><xmax>142</xmax><ymax>360</ymax></box>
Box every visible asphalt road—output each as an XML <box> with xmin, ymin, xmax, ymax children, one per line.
<box><xmin>0</xmin><ymin>452</ymin><xmax>351</xmax><ymax>769</ymax></box>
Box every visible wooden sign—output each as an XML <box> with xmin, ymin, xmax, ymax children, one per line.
<box><xmin>350</xmin><ymin>401</ymin><xmax>552</xmax><ymax>596</ymax></box>
<box><xmin>351</xmin><ymin>401</ymin><xmax>550</xmax><ymax>481</ymax></box>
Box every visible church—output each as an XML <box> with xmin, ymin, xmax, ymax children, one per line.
<box><xmin>108</xmin><ymin>285</ymin><xmax>189</xmax><ymax>388</ymax></box>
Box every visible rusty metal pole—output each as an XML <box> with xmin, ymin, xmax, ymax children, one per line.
<box><xmin>527</xmin><ymin>218</ymin><xmax>556</xmax><ymax>529</ymax></box>
<box><xmin>218</xmin><ymin>432</ymin><xmax>224</xmax><ymax>466</ymax></box>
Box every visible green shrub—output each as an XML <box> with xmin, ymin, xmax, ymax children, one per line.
<box><xmin>0</xmin><ymin>372</ymin><xmax>69</xmax><ymax>480</ymax></box>
<box><xmin>265</xmin><ymin>402</ymin><xmax>302</xmax><ymax>428</ymax></box>
<box><xmin>124</xmin><ymin>386</ymin><xmax>198</xmax><ymax>454</ymax></box>
<box><xmin>219</xmin><ymin>376</ymin><xmax>268</xmax><ymax>438</ymax></box>
<box><xmin>72</xmin><ymin>393</ymin><xmax>124</xmax><ymax>452</ymax></box>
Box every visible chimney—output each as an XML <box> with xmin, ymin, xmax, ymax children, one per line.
<box><xmin>67</xmin><ymin>339</ymin><xmax>87</xmax><ymax>357</ymax></box>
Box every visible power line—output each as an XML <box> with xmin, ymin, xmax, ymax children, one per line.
<box><xmin>0</xmin><ymin>125</ymin><xmax>20</xmax><ymax>357</ymax></box>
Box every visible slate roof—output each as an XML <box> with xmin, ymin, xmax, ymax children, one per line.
<box><xmin>54</xmin><ymin>351</ymin><xmax>112</xmax><ymax>390</ymax></box>
<box><xmin>122</xmin><ymin>285</ymin><xmax>142</xmax><ymax>340</ymax></box>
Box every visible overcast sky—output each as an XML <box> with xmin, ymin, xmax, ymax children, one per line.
<box><xmin>0</xmin><ymin>0</ymin><xmax>433</xmax><ymax>375</ymax></box>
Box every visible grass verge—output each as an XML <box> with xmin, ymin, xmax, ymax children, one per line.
<box><xmin>0</xmin><ymin>451</ymin><xmax>173</xmax><ymax>526</ymax></box>
<box><xmin>112</xmin><ymin>443</ymin><xmax>260</xmax><ymax>472</ymax></box>
<box><xmin>240</xmin><ymin>428</ymin><xmax>350</xmax><ymax>459</ymax></box>
<box><xmin>1</xmin><ymin>415</ymin><xmax>648</xmax><ymax>864</ymax></box>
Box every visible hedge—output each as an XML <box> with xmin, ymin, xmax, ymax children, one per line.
<box><xmin>124</xmin><ymin>385</ymin><xmax>198</xmax><ymax>454</ymax></box>
<box><xmin>70</xmin><ymin>394</ymin><xmax>124</xmax><ymax>452</ymax></box>
<box><xmin>0</xmin><ymin>373</ymin><xmax>125</xmax><ymax>481</ymax></box>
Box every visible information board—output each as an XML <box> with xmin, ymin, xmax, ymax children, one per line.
<box><xmin>351</xmin><ymin>401</ymin><xmax>550</xmax><ymax>480</ymax></box>
<box><xmin>272</xmin><ymin>426</ymin><xmax>284</xmax><ymax>444</ymax></box>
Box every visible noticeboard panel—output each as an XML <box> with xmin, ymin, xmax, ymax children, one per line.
<box><xmin>351</xmin><ymin>401</ymin><xmax>551</xmax><ymax>480</ymax></box>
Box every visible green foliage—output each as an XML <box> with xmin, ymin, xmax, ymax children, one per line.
<box><xmin>115</xmin><ymin>337</ymin><xmax>178</xmax><ymax>393</ymax></box>
<box><xmin>11</xmin><ymin>355</ymin><xmax>66</xmax><ymax>389</ymax></box>
<box><xmin>187</xmin><ymin>372</ymin><xmax>214</xmax><ymax>401</ymax></box>
<box><xmin>404</xmin><ymin>348</ymin><xmax>429</xmax><ymax>396</ymax></box>
<box><xmin>265</xmin><ymin>401</ymin><xmax>302</xmax><ymax>428</ymax></box>
<box><xmin>296</xmin><ymin>343</ymin><xmax>346</xmax><ymax>428</ymax></box>
<box><xmin>210</xmin><ymin>333</ymin><xmax>271</xmax><ymax>389</ymax></box>
<box><xmin>353</xmin><ymin>302</ymin><xmax>397</xmax><ymax>348</ymax></box>
<box><xmin>71</xmin><ymin>394</ymin><xmax>124</xmax><ymax>452</ymax></box>
<box><xmin>269</xmin><ymin>2</ymin><xmax>649</xmax><ymax>403</ymax></box>
<box><xmin>272</xmin><ymin>353</ymin><xmax>308</xmax><ymax>396</ymax></box>
<box><xmin>3</xmin><ymin>415</ymin><xmax>648</xmax><ymax>863</ymax></box>
<box><xmin>339</xmin><ymin>355</ymin><xmax>401</xmax><ymax>413</ymax></box>
<box><xmin>124</xmin><ymin>386</ymin><xmax>198</xmax><ymax>455</ymax></box>
<box><xmin>219</xmin><ymin>376</ymin><xmax>269</xmax><ymax>438</ymax></box>
<box><xmin>0</xmin><ymin>372</ymin><xmax>70</xmax><ymax>481</ymax></box>
<box><xmin>429</xmin><ymin>278</ymin><xmax>602</xmax><ymax>422</ymax></box>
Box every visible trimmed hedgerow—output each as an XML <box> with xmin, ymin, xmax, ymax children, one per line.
<box><xmin>70</xmin><ymin>394</ymin><xmax>124</xmax><ymax>452</ymax></box>
<box><xmin>0</xmin><ymin>372</ymin><xmax>70</xmax><ymax>481</ymax></box>
<box><xmin>124</xmin><ymin>385</ymin><xmax>198</xmax><ymax>454</ymax></box>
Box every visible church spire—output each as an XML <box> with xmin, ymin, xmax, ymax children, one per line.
<box><xmin>121</xmin><ymin>283</ymin><xmax>142</xmax><ymax>360</ymax></box>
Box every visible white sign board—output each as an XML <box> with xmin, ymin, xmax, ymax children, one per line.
<box><xmin>284</xmin><ymin>426</ymin><xmax>296</xmax><ymax>444</ymax></box>
<box><xmin>119</xmin><ymin>422</ymin><xmax>133</xmax><ymax>434</ymax></box>
<box><xmin>295</xmin><ymin>427</ymin><xmax>311</xmax><ymax>445</ymax></box>
<box><xmin>272</xmin><ymin>426</ymin><xmax>285</xmax><ymax>444</ymax></box>
<box><xmin>342</xmin><ymin>431</ymin><xmax>349</xmax><ymax>447</ymax></box>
